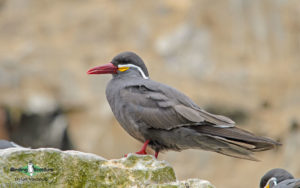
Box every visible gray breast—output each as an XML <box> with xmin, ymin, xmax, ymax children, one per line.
<box><xmin>105</xmin><ymin>78</ymin><xmax>145</xmax><ymax>142</ymax></box>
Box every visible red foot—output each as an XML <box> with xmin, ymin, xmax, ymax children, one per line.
<box><xmin>124</xmin><ymin>140</ymin><xmax>150</xmax><ymax>157</ymax></box>
<box><xmin>124</xmin><ymin>140</ymin><xmax>160</xmax><ymax>159</ymax></box>
<box><xmin>124</xmin><ymin>151</ymin><xmax>147</xmax><ymax>157</ymax></box>
<box><xmin>135</xmin><ymin>150</ymin><xmax>147</xmax><ymax>155</ymax></box>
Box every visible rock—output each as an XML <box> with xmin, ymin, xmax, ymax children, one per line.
<box><xmin>151</xmin><ymin>179</ymin><xmax>215</xmax><ymax>188</ymax></box>
<box><xmin>0</xmin><ymin>148</ymin><xmax>214</xmax><ymax>187</ymax></box>
<box><xmin>155</xmin><ymin>24</ymin><xmax>213</xmax><ymax>78</ymax></box>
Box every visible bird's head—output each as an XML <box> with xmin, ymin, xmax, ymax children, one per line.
<box><xmin>260</xmin><ymin>168</ymin><xmax>294</xmax><ymax>188</ymax></box>
<box><xmin>87</xmin><ymin>52</ymin><xmax>149</xmax><ymax>79</ymax></box>
<box><xmin>263</xmin><ymin>177</ymin><xmax>277</xmax><ymax>188</ymax></box>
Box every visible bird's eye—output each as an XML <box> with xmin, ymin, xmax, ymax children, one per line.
<box><xmin>264</xmin><ymin>177</ymin><xmax>277</xmax><ymax>188</ymax></box>
<box><xmin>118</xmin><ymin>67</ymin><xmax>129</xmax><ymax>72</ymax></box>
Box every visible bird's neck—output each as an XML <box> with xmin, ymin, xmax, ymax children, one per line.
<box><xmin>112</xmin><ymin>69</ymin><xmax>147</xmax><ymax>80</ymax></box>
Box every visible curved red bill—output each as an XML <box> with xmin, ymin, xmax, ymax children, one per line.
<box><xmin>87</xmin><ymin>63</ymin><xmax>118</xmax><ymax>74</ymax></box>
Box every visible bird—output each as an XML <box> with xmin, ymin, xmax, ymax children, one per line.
<box><xmin>260</xmin><ymin>168</ymin><xmax>300</xmax><ymax>188</ymax></box>
<box><xmin>87</xmin><ymin>51</ymin><xmax>280</xmax><ymax>160</ymax></box>
<box><xmin>0</xmin><ymin>139</ymin><xmax>24</xmax><ymax>149</ymax></box>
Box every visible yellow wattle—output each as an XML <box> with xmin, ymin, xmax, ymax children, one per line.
<box><xmin>118</xmin><ymin>67</ymin><xmax>129</xmax><ymax>72</ymax></box>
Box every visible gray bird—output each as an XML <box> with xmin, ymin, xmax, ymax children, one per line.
<box><xmin>260</xmin><ymin>168</ymin><xmax>300</xmax><ymax>188</ymax></box>
<box><xmin>87</xmin><ymin>51</ymin><xmax>280</xmax><ymax>160</ymax></box>
<box><xmin>0</xmin><ymin>140</ymin><xmax>24</xmax><ymax>149</ymax></box>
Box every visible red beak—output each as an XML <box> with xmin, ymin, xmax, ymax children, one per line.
<box><xmin>87</xmin><ymin>63</ymin><xmax>118</xmax><ymax>74</ymax></box>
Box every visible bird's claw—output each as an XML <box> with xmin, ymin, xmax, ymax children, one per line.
<box><xmin>135</xmin><ymin>150</ymin><xmax>147</xmax><ymax>155</ymax></box>
<box><xmin>124</xmin><ymin>151</ymin><xmax>147</xmax><ymax>157</ymax></box>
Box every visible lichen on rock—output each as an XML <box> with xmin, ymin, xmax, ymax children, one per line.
<box><xmin>0</xmin><ymin>148</ymin><xmax>214</xmax><ymax>187</ymax></box>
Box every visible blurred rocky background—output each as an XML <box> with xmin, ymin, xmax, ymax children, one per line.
<box><xmin>0</xmin><ymin>0</ymin><xmax>299</xmax><ymax>187</ymax></box>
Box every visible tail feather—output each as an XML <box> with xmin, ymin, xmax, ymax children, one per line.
<box><xmin>190</xmin><ymin>125</ymin><xmax>280</xmax><ymax>160</ymax></box>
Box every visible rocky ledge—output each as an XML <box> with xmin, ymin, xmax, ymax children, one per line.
<box><xmin>0</xmin><ymin>148</ymin><xmax>214</xmax><ymax>187</ymax></box>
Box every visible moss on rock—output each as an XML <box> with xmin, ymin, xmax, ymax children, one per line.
<box><xmin>0</xmin><ymin>148</ymin><xmax>214</xmax><ymax>187</ymax></box>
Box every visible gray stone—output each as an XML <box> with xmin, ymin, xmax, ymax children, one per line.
<box><xmin>0</xmin><ymin>148</ymin><xmax>214</xmax><ymax>187</ymax></box>
<box><xmin>155</xmin><ymin>24</ymin><xmax>213</xmax><ymax>78</ymax></box>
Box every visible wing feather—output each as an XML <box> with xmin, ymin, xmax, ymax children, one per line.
<box><xmin>174</xmin><ymin>105</ymin><xmax>205</xmax><ymax>122</ymax></box>
<box><xmin>120</xmin><ymin>81</ymin><xmax>235</xmax><ymax>130</ymax></box>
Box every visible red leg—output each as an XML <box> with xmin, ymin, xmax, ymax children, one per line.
<box><xmin>155</xmin><ymin>151</ymin><xmax>159</xmax><ymax>158</ymax></box>
<box><xmin>124</xmin><ymin>140</ymin><xmax>150</xmax><ymax>157</ymax></box>
<box><xmin>135</xmin><ymin>140</ymin><xmax>150</xmax><ymax>155</ymax></box>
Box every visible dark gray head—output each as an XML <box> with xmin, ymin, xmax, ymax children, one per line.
<box><xmin>111</xmin><ymin>52</ymin><xmax>149</xmax><ymax>78</ymax></box>
<box><xmin>87</xmin><ymin>52</ymin><xmax>149</xmax><ymax>79</ymax></box>
<box><xmin>260</xmin><ymin>168</ymin><xmax>294</xmax><ymax>188</ymax></box>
